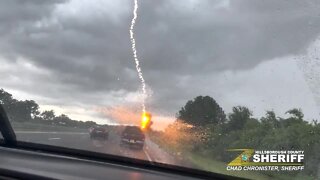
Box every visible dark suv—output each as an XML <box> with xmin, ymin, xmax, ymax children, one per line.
<box><xmin>89</xmin><ymin>126</ymin><xmax>109</xmax><ymax>140</ymax></box>
<box><xmin>120</xmin><ymin>126</ymin><xmax>145</xmax><ymax>150</ymax></box>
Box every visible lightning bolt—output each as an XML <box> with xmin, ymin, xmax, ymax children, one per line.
<box><xmin>130</xmin><ymin>0</ymin><xmax>147</xmax><ymax>113</ymax></box>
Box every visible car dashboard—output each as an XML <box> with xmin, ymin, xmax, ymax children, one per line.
<box><xmin>0</xmin><ymin>145</ymin><xmax>199</xmax><ymax>180</ymax></box>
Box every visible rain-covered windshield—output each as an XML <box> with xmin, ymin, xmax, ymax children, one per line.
<box><xmin>1</xmin><ymin>0</ymin><xmax>320</xmax><ymax>179</ymax></box>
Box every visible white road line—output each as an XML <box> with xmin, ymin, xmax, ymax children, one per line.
<box><xmin>48</xmin><ymin>137</ymin><xmax>61</xmax><ymax>140</ymax></box>
<box><xmin>144</xmin><ymin>149</ymin><xmax>153</xmax><ymax>162</ymax></box>
<box><xmin>92</xmin><ymin>141</ymin><xmax>103</xmax><ymax>147</ymax></box>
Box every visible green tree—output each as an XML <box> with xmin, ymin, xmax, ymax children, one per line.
<box><xmin>0</xmin><ymin>89</ymin><xmax>40</xmax><ymax>122</ymax></box>
<box><xmin>0</xmin><ymin>88</ymin><xmax>15</xmax><ymax>105</ymax></box>
<box><xmin>84</xmin><ymin>121</ymin><xmax>98</xmax><ymax>128</ymax></box>
<box><xmin>227</xmin><ymin>106</ymin><xmax>252</xmax><ymax>131</ymax></box>
<box><xmin>10</xmin><ymin>101</ymin><xmax>33</xmax><ymax>122</ymax></box>
<box><xmin>41</xmin><ymin>110</ymin><xmax>56</xmax><ymax>121</ymax></box>
<box><xmin>286</xmin><ymin>108</ymin><xmax>304</xmax><ymax>120</ymax></box>
<box><xmin>25</xmin><ymin>100</ymin><xmax>40</xmax><ymax>118</ymax></box>
<box><xmin>0</xmin><ymin>88</ymin><xmax>99</xmax><ymax>129</ymax></box>
<box><xmin>53</xmin><ymin>114</ymin><xmax>72</xmax><ymax>126</ymax></box>
<box><xmin>260</xmin><ymin>110</ymin><xmax>280</xmax><ymax>129</ymax></box>
<box><xmin>281</xmin><ymin>108</ymin><xmax>306</xmax><ymax>127</ymax></box>
<box><xmin>177</xmin><ymin>96</ymin><xmax>226</xmax><ymax>127</ymax></box>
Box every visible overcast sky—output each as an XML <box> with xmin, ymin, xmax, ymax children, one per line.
<box><xmin>1</xmin><ymin>0</ymin><xmax>320</xmax><ymax>128</ymax></box>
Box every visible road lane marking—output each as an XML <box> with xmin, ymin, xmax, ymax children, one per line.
<box><xmin>144</xmin><ymin>149</ymin><xmax>153</xmax><ymax>162</ymax></box>
<box><xmin>92</xmin><ymin>141</ymin><xmax>104</xmax><ymax>147</ymax></box>
<box><xmin>48</xmin><ymin>137</ymin><xmax>61</xmax><ymax>140</ymax></box>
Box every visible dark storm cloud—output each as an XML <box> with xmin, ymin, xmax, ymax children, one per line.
<box><xmin>136</xmin><ymin>0</ymin><xmax>320</xmax><ymax>112</ymax></box>
<box><xmin>0</xmin><ymin>0</ymin><xmax>66</xmax><ymax>35</ymax></box>
<box><xmin>1</xmin><ymin>9</ymin><xmax>138</xmax><ymax>93</ymax></box>
<box><xmin>0</xmin><ymin>0</ymin><xmax>320</xmax><ymax>116</ymax></box>
<box><xmin>136</xmin><ymin>0</ymin><xmax>320</xmax><ymax>74</ymax></box>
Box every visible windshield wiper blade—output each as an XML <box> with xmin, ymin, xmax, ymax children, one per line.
<box><xmin>0</xmin><ymin>104</ymin><xmax>16</xmax><ymax>146</ymax></box>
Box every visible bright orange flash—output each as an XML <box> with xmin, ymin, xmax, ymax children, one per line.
<box><xmin>141</xmin><ymin>112</ymin><xmax>151</xmax><ymax>130</ymax></box>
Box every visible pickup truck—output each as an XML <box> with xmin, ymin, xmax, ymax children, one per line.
<box><xmin>120</xmin><ymin>126</ymin><xmax>145</xmax><ymax>150</ymax></box>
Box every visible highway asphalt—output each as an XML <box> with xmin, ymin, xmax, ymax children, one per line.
<box><xmin>14</xmin><ymin>129</ymin><xmax>183</xmax><ymax>167</ymax></box>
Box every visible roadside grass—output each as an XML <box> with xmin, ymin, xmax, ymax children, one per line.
<box><xmin>151</xmin><ymin>139</ymin><xmax>267</xmax><ymax>179</ymax></box>
<box><xmin>187</xmin><ymin>153</ymin><xmax>273</xmax><ymax>180</ymax></box>
<box><xmin>149</xmin><ymin>134</ymin><xmax>312</xmax><ymax>180</ymax></box>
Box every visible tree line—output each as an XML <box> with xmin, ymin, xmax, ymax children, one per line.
<box><xmin>153</xmin><ymin>96</ymin><xmax>320</xmax><ymax>177</ymax></box>
<box><xmin>0</xmin><ymin>89</ymin><xmax>97</xmax><ymax>129</ymax></box>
